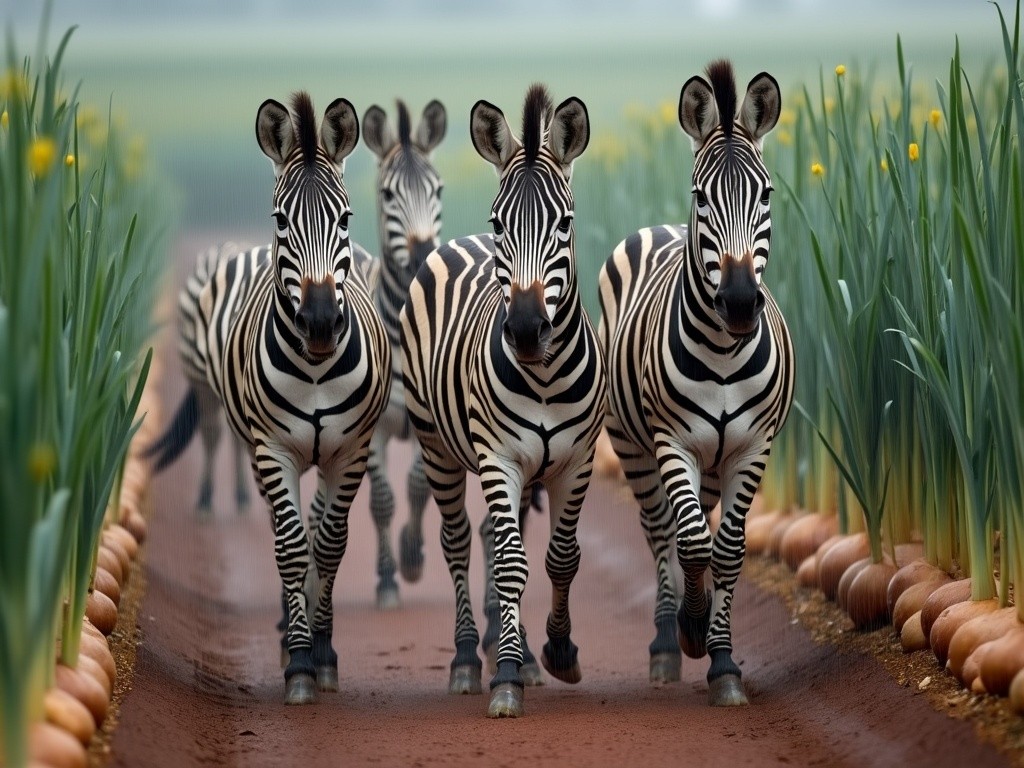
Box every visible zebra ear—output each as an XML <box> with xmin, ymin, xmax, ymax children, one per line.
<box><xmin>415</xmin><ymin>100</ymin><xmax>447</xmax><ymax>154</ymax></box>
<box><xmin>678</xmin><ymin>75</ymin><xmax>718</xmax><ymax>150</ymax></box>
<box><xmin>738</xmin><ymin>72</ymin><xmax>781</xmax><ymax>146</ymax></box>
<box><xmin>471</xmin><ymin>99</ymin><xmax>519</xmax><ymax>172</ymax></box>
<box><xmin>549</xmin><ymin>97</ymin><xmax>590</xmax><ymax>178</ymax></box>
<box><xmin>256</xmin><ymin>98</ymin><xmax>296</xmax><ymax>176</ymax></box>
<box><xmin>362</xmin><ymin>105</ymin><xmax>397</xmax><ymax>160</ymax></box>
<box><xmin>321</xmin><ymin>98</ymin><xmax>360</xmax><ymax>171</ymax></box>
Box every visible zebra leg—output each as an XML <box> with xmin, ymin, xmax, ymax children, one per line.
<box><xmin>704</xmin><ymin>466</ymin><xmax>766</xmax><ymax>707</ymax></box>
<box><xmin>477</xmin><ymin>459</ymin><xmax>528</xmax><ymax>719</ymax></box>
<box><xmin>366</xmin><ymin>429</ymin><xmax>400</xmax><ymax>609</ymax></box>
<box><xmin>308</xmin><ymin>451</ymin><xmax>369</xmax><ymax>695</ymax></box>
<box><xmin>607</xmin><ymin>424</ymin><xmax>681</xmax><ymax>683</ymax></box>
<box><xmin>399</xmin><ymin>444</ymin><xmax>430</xmax><ymax>583</ymax></box>
<box><xmin>419</xmin><ymin>452</ymin><xmax>481</xmax><ymax>695</ymax></box>
<box><xmin>539</xmin><ymin>468</ymin><xmax>589</xmax><ymax>687</ymax></box>
<box><xmin>654</xmin><ymin>437</ymin><xmax>713</xmax><ymax>662</ymax></box>
<box><xmin>194</xmin><ymin>385</ymin><xmax>222</xmax><ymax>520</ymax></box>
<box><xmin>481</xmin><ymin>489</ymin><xmax>543</xmax><ymax>686</ymax></box>
<box><xmin>233</xmin><ymin>434</ymin><xmax>251</xmax><ymax>512</ymax></box>
<box><xmin>253</xmin><ymin>442</ymin><xmax>317</xmax><ymax>705</ymax></box>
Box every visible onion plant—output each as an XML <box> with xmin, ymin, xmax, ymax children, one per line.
<box><xmin>0</xmin><ymin>17</ymin><xmax>166</xmax><ymax>767</ymax></box>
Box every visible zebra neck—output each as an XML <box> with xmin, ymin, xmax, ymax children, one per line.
<box><xmin>373</xmin><ymin>246</ymin><xmax>414</xmax><ymax>341</ymax></box>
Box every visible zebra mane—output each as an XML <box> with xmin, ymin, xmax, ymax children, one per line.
<box><xmin>291</xmin><ymin>91</ymin><xmax>319</xmax><ymax>169</ymax></box>
<box><xmin>522</xmin><ymin>83</ymin><xmax>553</xmax><ymax>166</ymax></box>
<box><xmin>705</xmin><ymin>59</ymin><xmax>737</xmax><ymax>140</ymax></box>
<box><xmin>396</xmin><ymin>99</ymin><xmax>412</xmax><ymax>150</ymax></box>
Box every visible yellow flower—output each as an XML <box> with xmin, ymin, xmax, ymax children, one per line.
<box><xmin>1</xmin><ymin>110</ymin><xmax>8</xmax><ymax>129</ymax></box>
<box><xmin>835</xmin><ymin>64</ymin><xmax>847</xmax><ymax>77</ymax></box>
<box><xmin>658</xmin><ymin>100</ymin><xmax>676</xmax><ymax>126</ymax></box>
<box><xmin>929</xmin><ymin>109</ymin><xmax>942</xmax><ymax>129</ymax></box>
<box><xmin>27</xmin><ymin>136</ymin><xmax>57</xmax><ymax>177</ymax></box>
<box><xmin>811</xmin><ymin>162</ymin><xmax>825</xmax><ymax>177</ymax></box>
<box><xmin>824</xmin><ymin>97</ymin><xmax>835</xmax><ymax>114</ymax></box>
<box><xmin>880</xmin><ymin>158</ymin><xmax>889</xmax><ymax>172</ymax></box>
<box><xmin>776</xmin><ymin>129</ymin><xmax>793</xmax><ymax>147</ymax></box>
<box><xmin>908</xmin><ymin>143</ymin><xmax>920</xmax><ymax>162</ymax></box>
<box><xmin>1</xmin><ymin>69</ymin><xmax>28</xmax><ymax>99</ymax></box>
<box><xmin>778</xmin><ymin>108</ymin><xmax>797</xmax><ymax>128</ymax></box>
<box><xmin>65</xmin><ymin>154</ymin><xmax>75</xmax><ymax>167</ymax></box>
<box><xmin>28</xmin><ymin>442</ymin><xmax>57</xmax><ymax>483</ymax></box>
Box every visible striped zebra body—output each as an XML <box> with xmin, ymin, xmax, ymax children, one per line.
<box><xmin>359</xmin><ymin>99</ymin><xmax>447</xmax><ymax>609</ymax></box>
<box><xmin>598</xmin><ymin>61</ymin><xmax>794</xmax><ymax>707</ymax></box>
<box><xmin>401</xmin><ymin>86</ymin><xmax>605</xmax><ymax>718</ymax></box>
<box><xmin>194</xmin><ymin>92</ymin><xmax>389</xmax><ymax>705</ymax></box>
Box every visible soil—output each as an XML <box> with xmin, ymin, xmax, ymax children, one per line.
<box><xmin>93</xmin><ymin>233</ymin><xmax>1023</xmax><ymax>768</ymax></box>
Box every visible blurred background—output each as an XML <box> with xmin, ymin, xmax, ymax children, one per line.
<box><xmin>1</xmin><ymin>0</ymin><xmax>999</xmax><ymax>311</ymax></box>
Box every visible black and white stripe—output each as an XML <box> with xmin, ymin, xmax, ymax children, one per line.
<box><xmin>194</xmin><ymin>93</ymin><xmax>390</xmax><ymax>705</ymax></box>
<box><xmin>359</xmin><ymin>99</ymin><xmax>446</xmax><ymax>609</ymax></box>
<box><xmin>598</xmin><ymin>61</ymin><xmax>794</xmax><ymax>707</ymax></box>
<box><xmin>400</xmin><ymin>85</ymin><xmax>606</xmax><ymax>718</ymax></box>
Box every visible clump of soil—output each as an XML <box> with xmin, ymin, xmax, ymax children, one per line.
<box><xmin>744</xmin><ymin>555</ymin><xmax>1024</xmax><ymax>767</ymax></box>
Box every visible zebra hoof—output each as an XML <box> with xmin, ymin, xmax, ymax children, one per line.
<box><xmin>284</xmin><ymin>673</ymin><xmax>317</xmax><ymax>705</ymax></box>
<box><xmin>317</xmin><ymin>666</ymin><xmax>339</xmax><ymax>692</ymax></box>
<box><xmin>448</xmin><ymin>664</ymin><xmax>482</xmax><ymax>695</ymax></box>
<box><xmin>649</xmin><ymin>652</ymin><xmax>681</xmax><ymax>684</ymax></box>
<box><xmin>487</xmin><ymin>683</ymin><xmax>524</xmax><ymax>718</ymax></box>
<box><xmin>708</xmin><ymin>674</ymin><xmax>749</xmax><ymax>707</ymax></box>
<box><xmin>541</xmin><ymin>649</ymin><xmax>581</xmax><ymax>684</ymax></box>
<box><xmin>375</xmin><ymin>582</ymin><xmax>400</xmax><ymax>611</ymax></box>
<box><xmin>521</xmin><ymin>661</ymin><xmax>545</xmax><ymax>687</ymax></box>
<box><xmin>398</xmin><ymin>527</ymin><xmax>424</xmax><ymax>583</ymax></box>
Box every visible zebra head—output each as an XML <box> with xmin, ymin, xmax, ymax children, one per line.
<box><xmin>363</xmin><ymin>100</ymin><xmax>446</xmax><ymax>275</ymax></box>
<box><xmin>679</xmin><ymin>60</ymin><xmax>781</xmax><ymax>336</ymax></box>
<box><xmin>471</xmin><ymin>84</ymin><xmax>589</xmax><ymax>365</ymax></box>
<box><xmin>256</xmin><ymin>92</ymin><xmax>360</xmax><ymax>361</ymax></box>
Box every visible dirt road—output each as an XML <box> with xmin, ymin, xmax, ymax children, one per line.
<box><xmin>106</xmin><ymin>234</ymin><xmax>1012</xmax><ymax>768</ymax></box>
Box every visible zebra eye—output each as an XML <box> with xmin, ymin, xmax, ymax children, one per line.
<box><xmin>338</xmin><ymin>212</ymin><xmax>351</xmax><ymax>231</ymax></box>
<box><xmin>693</xmin><ymin>190</ymin><xmax>709</xmax><ymax>210</ymax></box>
<box><xmin>436</xmin><ymin>185</ymin><xmax>444</xmax><ymax>200</ymax></box>
<box><xmin>760</xmin><ymin>188</ymin><xmax>773</xmax><ymax>206</ymax></box>
<box><xmin>491</xmin><ymin>218</ymin><xmax>505</xmax><ymax>237</ymax></box>
<box><xmin>557</xmin><ymin>216</ymin><xmax>572</xmax><ymax>234</ymax></box>
<box><xmin>273</xmin><ymin>212</ymin><xmax>288</xmax><ymax>231</ymax></box>
<box><xmin>381</xmin><ymin>188</ymin><xmax>395</xmax><ymax>203</ymax></box>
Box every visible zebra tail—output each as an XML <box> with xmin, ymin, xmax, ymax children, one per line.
<box><xmin>142</xmin><ymin>387</ymin><xmax>200</xmax><ymax>472</ymax></box>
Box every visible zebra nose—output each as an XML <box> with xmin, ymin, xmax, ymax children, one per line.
<box><xmin>715</xmin><ymin>254</ymin><xmax>764</xmax><ymax>334</ymax></box>
<box><xmin>503</xmin><ymin>281</ymin><xmax>551</xmax><ymax>363</ymax></box>
<box><xmin>296</xmin><ymin>279</ymin><xmax>343</xmax><ymax>353</ymax></box>
<box><xmin>409</xmin><ymin>239</ymin><xmax>435</xmax><ymax>270</ymax></box>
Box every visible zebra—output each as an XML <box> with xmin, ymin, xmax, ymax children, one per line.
<box><xmin>400</xmin><ymin>84</ymin><xmax>606</xmax><ymax>718</ymax></box>
<box><xmin>359</xmin><ymin>99</ymin><xmax>446</xmax><ymax>609</ymax></box>
<box><xmin>143</xmin><ymin>240</ymin><xmax>254</xmax><ymax>519</ymax></box>
<box><xmin>162</xmin><ymin>92</ymin><xmax>390</xmax><ymax>705</ymax></box>
<box><xmin>598</xmin><ymin>60</ymin><xmax>794</xmax><ymax>707</ymax></box>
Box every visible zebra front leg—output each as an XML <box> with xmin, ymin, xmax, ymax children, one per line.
<box><xmin>307</xmin><ymin>452</ymin><xmax>368</xmax><ymax>694</ymax></box>
<box><xmin>194</xmin><ymin>385</ymin><xmax>223</xmax><ymax>519</ymax></box>
<box><xmin>478</xmin><ymin>460</ymin><xmax>529</xmax><ymax>718</ymax></box>
<box><xmin>480</xmin><ymin>488</ymin><xmax>543</xmax><ymax>686</ymax></box>
<box><xmin>255</xmin><ymin>443</ymin><xmax>317</xmax><ymax>705</ymax></box>
<box><xmin>654</xmin><ymin>437</ymin><xmax>713</xmax><ymax>663</ymax></box>
<box><xmin>367</xmin><ymin>429</ymin><xmax>400</xmax><ymax>609</ymax></box>
<box><xmin>399</xmin><ymin>445</ymin><xmax>430</xmax><ymax>582</ymax></box>
<box><xmin>421</xmin><ymin>453</ymin><xmax>482</xmax><ymax>695</ymax></box>
<box><xmin>607</xmin><ymin>425</ymin><xmax>681</xmax><ymax>683</ymax></box>
<box><xmin>704</xmin><ymin>465</ymin><xmax>766</xmax><ymax>707</ymax></box>
<box><xmin>539</xmin><ymin>468</ymin><xmax>590</xmax><ymax>687</ymax></box>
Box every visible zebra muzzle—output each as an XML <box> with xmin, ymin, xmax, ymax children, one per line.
<box><xmin>503</xmin><ymin>281</ymin><xmax>552</xmax><ymax>364</ymax></box>
<box><xmin>295</xmin><ymin>277</ymin><xmax>344</xmax><ymax>356</ymax></box>
<box><xmin>714</xmin><ymin>254</ymin><xmax>765</xmax><ymax>336</ymax></box>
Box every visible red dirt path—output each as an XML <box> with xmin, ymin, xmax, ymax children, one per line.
<box><xmin>106</xmin><ymin>234</ymin><xmax>1013</xmax><ymax>768</ymax></box>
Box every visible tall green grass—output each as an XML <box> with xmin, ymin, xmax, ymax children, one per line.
<box><xmin>0</xmin><ymin>16</ymin><xmax>168</xmax><ymax>767</ymax></box>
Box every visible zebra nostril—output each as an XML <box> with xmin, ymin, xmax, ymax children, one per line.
<box><xmin>333</xmin><ymin>312</ymin><xmax>345</xmax><ymax>336</ymax></box>
<box><xmin>754</xmin><ymin>289</ymin><xmax>766</xmax><ymax>315</ymax></box>
<box><xmin>502</xmin><ymin>322</ymin><xmax>516</xmax><ymax>348</ymax></box>
<box><xmin>538</xmin><ymin>318</ymin><xmax>553</xmax><ymax>346</ymax></box>
<box><xmin>294</xmin><ymin>311</ymin><xmax>310</xmax><ymax>337</ymax></box>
